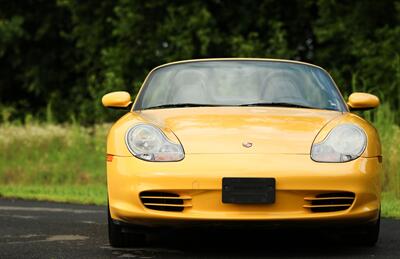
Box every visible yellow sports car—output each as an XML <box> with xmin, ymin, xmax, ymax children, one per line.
<box><xmin>102</xmin><ymin>58</ymin><xmax>381</xmax><ymax>247</ymax></box>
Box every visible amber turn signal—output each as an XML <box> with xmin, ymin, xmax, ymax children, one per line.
<box><xmin>106</xmin><ymin>154</ymin><xmax>114</xmax><ymax>162</ymax></box>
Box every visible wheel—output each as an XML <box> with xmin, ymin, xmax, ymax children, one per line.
<box><xmin>360</xmin><ymin>211</ymin><xmax>380</xmax><ymax>246</ymax></box>
<box><xmin>108</xmin><ymin>206</ymin><xmax>127</xmax><ymax>247</ymax></box>
<box><xmin>108</xmin><ymin>205</ymin><xmax>146</xmax><ymax>247</ymax></box>
<box><xmin>348</xmin><ymin>210</ymin><xmax>380</xmax><ymax>246</ymax></box>
<box><xmin>341</xmin><ymin>210</ymin><xmax>380</xmax><ymax>246</ymax></box>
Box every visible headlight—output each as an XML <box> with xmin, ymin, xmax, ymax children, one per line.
<box><xmin>311</xmin><ymin>124</ymin><xmax>366</xmax><ymax>162</ymax></box>
<box><xmin>125</xmin><ymin>124</ymin><xmax>184</xmax><ymax>162</ymax></box>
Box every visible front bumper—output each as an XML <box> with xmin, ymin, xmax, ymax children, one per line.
<box><xmin>107</xmin><ymin>154</ymin><xmax>381</xmax><ymax>227</ymax></box>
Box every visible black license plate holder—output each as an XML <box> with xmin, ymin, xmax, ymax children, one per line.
<box><xmin>222</xmin><ymin>178</ymin><xmax>275</xmax><ymax>204</ymax></box>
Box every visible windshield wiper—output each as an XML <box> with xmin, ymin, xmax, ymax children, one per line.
<box><xmin>145</xmin><ymin>103</ymin><xmax>224</xmax><ymax>110</ymax></box>
<box><xmin>239</xmin><ymin>102</ymin><xmax>316</xmax><ymax>109</ymax></box>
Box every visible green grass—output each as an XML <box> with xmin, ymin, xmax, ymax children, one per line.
<box><xmin>382</xmin><ymin>192</ymin><xmax>400</xmax><ymax>218</ymax></box>
<box><xmin>370</xmin><ymin>104</ymin><xmax>400</xmax><ymax>196</ymax></box>
<box><xmin>361</xmin><ymin>103</ymin><xmax>400</xmax><ymax>218</ymax></box>
<box><xmin>0</xmin><ymin>109</ymin><xmax>399</xmax><ymax>217</ymax></box>
<box><xmin>0</xmin><ymin>184</ymin><xmax>107</xmax><ymax>205</ymax></box>
<box><xmin>0</xmin><ymin>123</ymin><xmax>109</xmax><ymax>185</ymax></box>
<box><xmin>0</xmin><ymin>122</ymin><xmax>109</xmax><ymax>205</ymax></box>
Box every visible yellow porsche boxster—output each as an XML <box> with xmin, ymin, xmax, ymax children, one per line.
<box><xmin>102</xmin><ymin>58</ymin><xmax>381</xmax><ymax>247</ymax></box>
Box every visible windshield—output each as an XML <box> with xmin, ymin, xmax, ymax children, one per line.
<box><xmin>135</xmin><ymin>60</ymin><xmax>346</xmax><ymax>111</ymax></box>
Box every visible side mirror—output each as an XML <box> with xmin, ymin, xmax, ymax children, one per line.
<box><xmin>102</xmin><ymin>91</ymin><xmax>132</xmax><ymax>109</ymax></box>
<box><xmin>347</xmin><ymin>92</ymin><xmax>380</xmax><ymax>111</ymax></box>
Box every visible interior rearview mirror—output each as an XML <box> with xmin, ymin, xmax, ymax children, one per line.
<box><xmin>347</xmin><ymin>92</ymin><xmax>380</xmax><ymax>111</ymax></box>
<box><xmin>102</xmin><ymin>91</ymin><xmax>132</xmax><ymax>109</ymax></box>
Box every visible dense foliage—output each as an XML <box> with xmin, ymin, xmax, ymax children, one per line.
<box><xmin>0</xmin><ymin>0</ymin><xmax>399</xmax><ymax>123</ymax></box>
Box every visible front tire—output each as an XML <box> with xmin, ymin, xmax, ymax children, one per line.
<box><xmin>108</xmin><ymin>206</ymin><xmax>146</xmax><ymax>247</ymax></box>
<box><xmin>360</xmin><ymin>212</ymin><xmax>380</xmax><ymax>246</ymax></box>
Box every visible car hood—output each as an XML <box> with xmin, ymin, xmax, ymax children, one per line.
<box><xmin>137</xmin><ymin>107</ymin><xmax>342</xmax><ymax>154</ymax></box>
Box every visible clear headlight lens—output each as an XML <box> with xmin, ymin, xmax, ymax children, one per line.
<box><xmin>125</xmin><ymin>124</ymin><xmax>184</xmax><ymax>161</ymax></box>
<box><xmin>311</xmin><ymin>124</ymin><xmax>367</xmax><ymax>162</ymax></box>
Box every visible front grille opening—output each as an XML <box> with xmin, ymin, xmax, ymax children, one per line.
<box><xmin>316</xmin><ymin>192</ymin><xmax>355</xmax><ymax>198</ymax></box>
<box><xmin>309</xmin><ymin>205</ymin><xmax>351</xmax><ymax>213</ymax></box>
<box><xmin>304</xmin><ymin>192</ymin><xmax>355</xmax><ymax>213</ymax></box>
<box><xmin>139</xmin><ymin>191</ymin><xmax>191</xmax><ymax>212</ymax></box>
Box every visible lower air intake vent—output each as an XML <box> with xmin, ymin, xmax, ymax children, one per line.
<box><xmin>140</xmin><ymin>191</ymin><xmax>191</xmax><ymax>212</ymax></box>
<box><xmin>304</xmin><ymin>192</ymin><xmax>355</xmax><ymax>213</ymax></box>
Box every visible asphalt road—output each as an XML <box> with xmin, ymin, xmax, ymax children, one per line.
<box><xmin>0</xmin><ymin>199</ymin><xmax>399</xmax><ymax>258</ymax></box>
